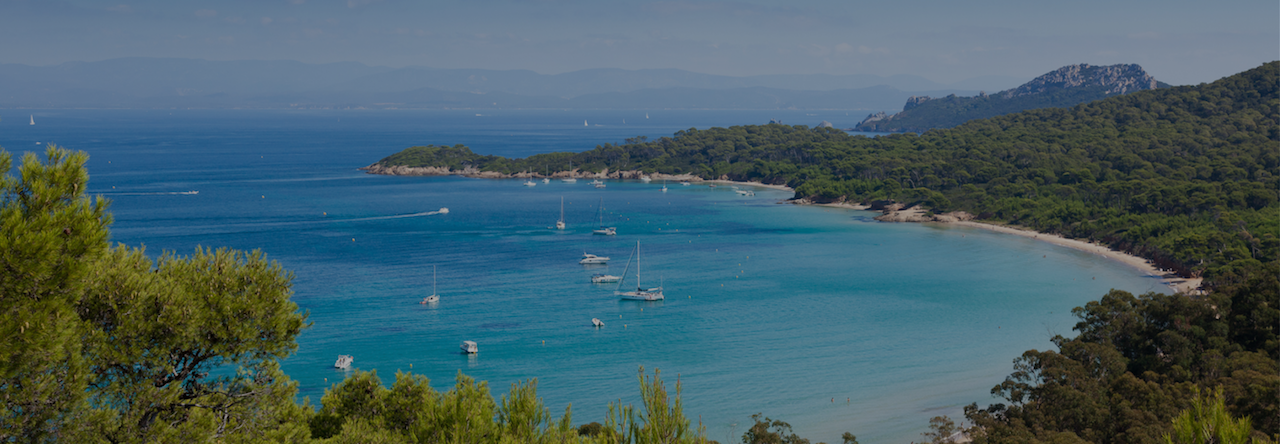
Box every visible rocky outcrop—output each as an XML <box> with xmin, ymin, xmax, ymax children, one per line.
<box><xmin>874</xmin><ymin>207</ymin><xmax>976</xmax><ymax>223</ymax></box>
<box><xmin>1001</xmin><ymin>63</ymin><xmax>1158</xmax><ymax>98</ymax></box>
<box><xmin>855</xmin><ymin>63</ymin><xmax>1162</xmax><ymax>132</ymax></box>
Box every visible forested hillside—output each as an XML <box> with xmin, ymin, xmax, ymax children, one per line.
<box><xmin>375</xmin><ymin>62</ymin><xmax>1279</xmax><ymax>285</ymax></box>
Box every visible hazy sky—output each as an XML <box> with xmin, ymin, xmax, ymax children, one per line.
<box><xmin>2</xmin><ymin>0</ymin><xmax>1275</xmax><ymax>85</ymax></box>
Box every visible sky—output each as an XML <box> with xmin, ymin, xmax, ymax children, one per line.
<box><xmin>1</xmin><ymin>0</ymin><xmax>1276</xmax><ymax>86</ymax></box>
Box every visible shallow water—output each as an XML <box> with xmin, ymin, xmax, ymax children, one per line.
<box><xmin>1</xmin><ymin>109</ymin><xmax>1169</xmax><ymax>443</ymax></box>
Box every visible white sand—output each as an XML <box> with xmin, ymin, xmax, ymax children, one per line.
<box><xmin>948</xmin><ymin>221</ymin><xmax>1201</xmax><ymax>294</ymax></box>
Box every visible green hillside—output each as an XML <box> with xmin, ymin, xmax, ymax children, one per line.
<box><xmin>375</xmin><ymin>62</ymin><xmax>1279</xmax><ymax>285</ymax></box>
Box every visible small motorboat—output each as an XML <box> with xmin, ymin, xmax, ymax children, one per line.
<box><xmin>580</xmin><ymin>253</ymin><xmax>610</xmax><ymax>264</ymax></box>
<box><xmin>334</xmin><ymin>355</ymin><xmax>354</xmax><ymax>369</ymax></box>
<box><xmin>591</xmin><ymin>274</ymin><xmax>621</xmax><ymax>283</ymax></box>
<box><xmin>640</xmin><ymin>176</ymin><xmax>652</xmax><ymax>182</ymax></box>
<box><xmin>592</xmin><ymin>318</ymin><xmax>605</xmax><ymax>327</ymax></box>
<box><xmin>460</xmin><ymin>341</ymin><xmax>478</xmax><ymax>354</ymax></box>
<box><xmin>681</xmin><ymin>182</ymin><xmax>691</xmax><ymax>186</ymax></box>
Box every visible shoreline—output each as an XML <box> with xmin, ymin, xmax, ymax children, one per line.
<box><xmin>364</xmin><ymin>163</ymin><xmax>1197</xmax><ymax>294</ymax></box>
<box><xmin>794</xmin><ymin>202</ymin><xmax>1201</xmax><ymax>295</ymax></box>
<box><xmin>948</xmin><ymin>221</ymin><xmax>1202</xmax><ymax>294</ymax></box>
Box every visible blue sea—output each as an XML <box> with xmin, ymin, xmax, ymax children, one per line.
<box><xmin>2</xmin><ymin>109</ymin><xmax>1170</xmax><ymax>443</ymax></box>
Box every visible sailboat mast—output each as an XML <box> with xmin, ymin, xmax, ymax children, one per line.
<box><xmin>560</xmin><ymin>197</ymin><xmax>564</xmax><ymax>223</ymax></box>
<box><xmin>636</xmin><ymin>241</ymin><xmax>641</xmax><ymax>289</ymax></box>
<box><xmin>433</xmin><ymin>265</ymin><xmax>437</xmax><ymax>296</ymax></box>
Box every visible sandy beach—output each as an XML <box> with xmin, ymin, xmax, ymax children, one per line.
<box><xmin>949</xmin><ymin>221</ymin><xmax>1202</xmax><ymax>294</ymax></box>
<box><xmin>798</xmin><ymin>203</ymin><xmax>1201</xmax><ymax>295</ymax></box>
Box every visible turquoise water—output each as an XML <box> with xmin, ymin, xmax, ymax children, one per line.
<box><xmin>1</xmin><ymin>110</ymin><xmax>1169</xmax><ymax>443</ymax></box>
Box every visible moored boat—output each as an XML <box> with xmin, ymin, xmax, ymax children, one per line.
<box><xmin>334</xmin><ymin>355</ymin><xmax>354</xmax><ymax>369</ymax></box>
<box><xmin>613</xmin><ymin>241</ymin><xmax>664</xmax><ymax>301</ymax></box>
<box><xmin>580</xmin><ymin>253</ymin><xmax>609</xmax><ymax>264</ymax></box>
<box><xmin>460</xmin><ymin>341</ymin><xmax>478</xmax><ymax>354</ymax></box>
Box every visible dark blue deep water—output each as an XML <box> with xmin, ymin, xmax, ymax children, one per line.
<box><xmin>1</xmin><ymin>109</ymin><xmax>1170</xmax><ymax>443</ymax></box>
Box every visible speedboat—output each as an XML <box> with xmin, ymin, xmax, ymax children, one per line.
<box><xmin>594</xmin><ymin>183</ymin><xmax>606</xmax><ymax>189</ymax></box>
<box><xmin>640</xmin><ymin>176</ymin><xmax>651</xmax><ymax>182</ymax></box>
<box><xmin>681</xmin><ymin>182</ymin><xmax>691</xmax><ymax>186</ymax></box>
<box><xmin>562</xmin><ymin>177</ymin><xmax>578</xmax><ymax>183</ymax></box>
<box><xmin>591</xmin><ymin>274</ymin><xmax>621</xmax><ymax>283</ymax></box>
<box><xmin>580</xmin><ymin>253</ymin><xmax>609</xmax><ymax>264</ymax></box>
<box><xmin>334</xmin><ymin>355</ymin><xmax>354</xmax><ymax>369</ymax></box>
<box><xmin>592</xmin><ymin>318</ymin><xmax>605</xmax><ymax>327</ymax></box>
<box><xmin>590</xmin><ymin>179</ymin><xmax>603</xmax><ymax>185</ymax></box>
<box><xmin>460</xmin><ymin>341</ymin><xmax>478</xmax><ymax>354</ymax></box>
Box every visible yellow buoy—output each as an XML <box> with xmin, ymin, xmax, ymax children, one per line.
<box><xmin>352</xmin><ymin>238</ymin><xmax>355</xmax><ymax>242</ymax></box>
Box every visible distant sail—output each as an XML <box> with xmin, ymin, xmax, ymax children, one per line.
<box><xmin>584</xmin><ymin>120</ymin><xmax>587</xmax><ymax>127</ymax></box>
<box><xmin>30</xmin><ymin>115</ymin><xmax>34</xmax><ymax>125</ymax></box>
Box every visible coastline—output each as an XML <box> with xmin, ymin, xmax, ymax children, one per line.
<box><xmin>800</xmin><ymin>202</ymin><xmax>1202</xmax><ymax>294</ymax></box>
<box><xmin>948</xmin><ymin>221</ymin><xmax>1202</xmax><ymax>294</ymax></box>
<box><xmin>364</xmin><ymin>162</ymin><xmax>1198</xmax><ymax>294</ymax></box>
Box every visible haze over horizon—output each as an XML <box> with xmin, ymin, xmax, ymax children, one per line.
<box><xmin>2</xmin><ymin>0</ymin><xmax>1276</xmax><ymax>87</ymax></box>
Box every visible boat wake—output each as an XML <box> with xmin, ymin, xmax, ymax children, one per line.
<box><xmin>95</xmin><ymin>190</ymin><xmax>199</xmax><ymax>196</ymax></box>
<box><xmin>340</xmin><ymin>208</ymin><xmax>449</xmax><ymax>223</ymax></box>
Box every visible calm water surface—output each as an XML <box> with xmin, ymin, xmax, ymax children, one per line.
<box><xmin>1</xmin><ymin>110</ymin><xmax>1170</xmax><ymax>443</ymax></box>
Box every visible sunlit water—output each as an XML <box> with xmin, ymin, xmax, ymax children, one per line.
<box><xmin>2</xmin><ymin>109</ymin><xmax>1170</xmax><ymax>443</ymax></box>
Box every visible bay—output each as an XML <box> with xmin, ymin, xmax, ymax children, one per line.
<box><xmin>1</xmin><ymin>109</ymin><xmax>1170</xmax><ymax>443</ymax></box>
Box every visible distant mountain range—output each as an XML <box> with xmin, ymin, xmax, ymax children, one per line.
<box><xmin>0</xmin><ymin>57</ymin><xmax>1019</xmax><ymax>111</ymax></box>
<box><xmin>853</xmin><ymin>64</ymin><xmax>1170</xmax><ymax>132</ymax></box>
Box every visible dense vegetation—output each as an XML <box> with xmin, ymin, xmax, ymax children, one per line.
<box><xmin>376</xmin><ymin>62</ymin><xmax>1279</xmax><ymax>286</ymax></box>
<box><xmin>852</xmin><ymin>85</ymin><xmax>1135</xmax><ymax>133</ymax></box>
<box><xmin>368</xmin><ymin>63</ymin><xmax>1279</xmax><ymax>442</ymax></box>
<box><xmin>4</xmin><ymin>62</ymin><xmax>1275</xmax><ymax>443</ymax></box>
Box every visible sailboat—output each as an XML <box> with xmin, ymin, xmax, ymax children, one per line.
<box><xmin>556</xmin><ymin>196</ymin><xmax>566</xmax><ymax>230</ymax></box>
<box><xmin>542</xmin><ymin>165</ymin><xmax>551</xmax><ymax>183</ymax></box>
<box><xmin>592</xmin><ymin>198</ymin><xmax>616</xmax><ymax>235</ymax></box>
<box><xmin>615</xmin><ymin>241</ymin><xmax>664</xmax><ymax>301</ymax></box>
<box><xmin>661</xmin><ymin>180</ymin><xmax>668</xmax><ymax>192</ymax></box>
<box><xmin>645</xmin><ymin>113</ymin><xmax>649</xmax><ymax>119</ymax></box>
<box><xmin>420</xmin><ymin>265</ymin><xmax>439</xmax><ymax>304</ymax></box>
<box><xmin>584</xmin><ymin>120</ymin><xmax>588</xmax><ymax>127</ymax></box>
<box><xmin>562</xmin><ymin>161</ymin><xmax>577</xmax><ymax>183</ymax></box>
<box><xmin>523</xmin><ymin>171</ymin><xmax>537</xmax><ymax>187</ymax></box>
<box><xmin>29</xmin><ymin>115</ymin><xmax>34</xmax><ymax>125</ymax></box>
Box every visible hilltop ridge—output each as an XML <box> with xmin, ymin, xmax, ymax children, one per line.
<box><xmin>854</xmin><ymin>63</ymin><xmax>1168</xmax><ymax>132</ymax></box>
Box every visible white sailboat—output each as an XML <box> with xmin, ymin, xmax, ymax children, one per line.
<box><xmin>542</xmin><ymin>165</ymin><xmax>551</xmax><ymax>183</ymax></box>
<box><xmin>29</xmin><ymin>115</ymin><xmax>34</xmax><ymax>125</ymax></box>
<box><xmin>661</xmin><ymin>180</ymin><xmax>668</xmax><ymax>192</ymax></box>
<box><xmin>562</xmin><ymin>161</ymin><xmax>578</xmax><ymax>183</ymax></box>
<box><xmin>556</xmin><ymin>196</ymin><xmax>566</xmax><ymax>230</ymax></box>
<box><xmin>614</xmin><ymin>241</ymin><xmax>663</xmax><ymax>301</ymax></box>
<box><xmin>584</xmin><ymin>120</ymin><xmax>588</xmax><ymax>127</ymax></box>
<box><xmin>422</xmin><ymin>266</ymin><xmax>442</xmax><ymax>304</ymax></box>
<box><xmin>591</xmin><ymin>198</ymin><xmax>616</xmax><ymax>235</ymax></box>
